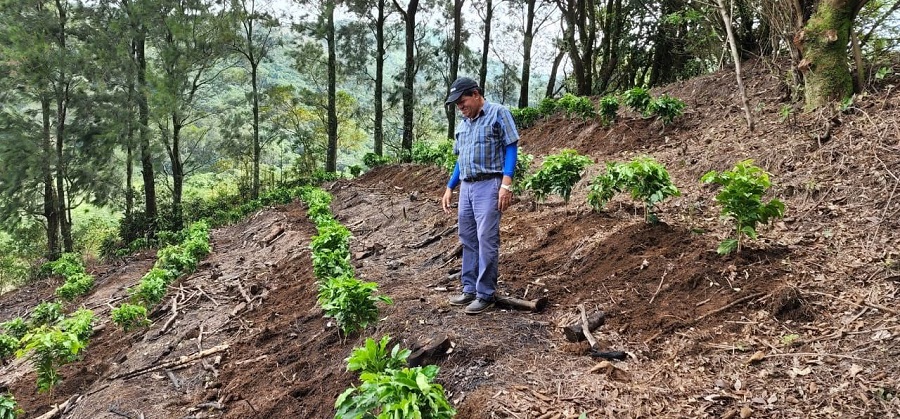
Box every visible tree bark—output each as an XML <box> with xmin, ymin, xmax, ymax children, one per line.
<box><xmin>326</xmin><ymin>0</ymin><xmax>338</xmax><ymax>172</ymax></box>
<box><xmin>374</xmin><ymin>0</ymin><xmax>386</xmax><ymax>156</ymax></box>
<box><xmin>478</xmin><ymin>0</ymin><xmax>491</xmax><ymax>90</ymax></box>
<box><xmin>795</xmin><ymin>0</ymin><xmax>868</xmax><ymax>110</ymax></box>
<box><xmin>715</xmin><ymin>0</ymin><xmax>754</xmax><ymax>132</ymax></box>
<box><xmin>447</xmin><ymin>0</ymin><xmax>464</xmax><ymax>140</ymax></box>
<box><xmin>41</xmin><ymin>95</ymin><xmax>60</xmax><ymax>261</ymax></box>
<box><xmin>518</xmin><ymin>0</ymin><xmax>535</xmax><ymax>108</ymax></box>
<box><xmin>394</xmin><ymin>0</ymin><xmax>418</xmax><ymax>161</ymax></box>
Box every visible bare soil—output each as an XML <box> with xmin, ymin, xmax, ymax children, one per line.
<box><xmin>2</xmin><ymin>59</ymin><xmax>899</xmax><ymax>418</ymax></box>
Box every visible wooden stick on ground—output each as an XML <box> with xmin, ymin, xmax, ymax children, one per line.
<box><xmin>579</xmin><ymin>304</ymin><xmax>598</xmax><ymax>348</ymax></box>
<box><xmin>695</xmin><ymin>292</ymin><xmax>765</xmax><ymax>322</ymax></box>
<box><xmin>109</xmin><ymin>344</ymin><xmax>229</xmax><ymax>380</ymax></box>
<box><xmin>34</xmin><ymin>394</ymin><xmax>79</xmax><ymax>419</ymax></box>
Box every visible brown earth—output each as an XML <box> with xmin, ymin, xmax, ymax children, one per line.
<box><xmin>2</xmin><ymin>59</ymin><xmax>899</xmax><ymax>418</ymax></box>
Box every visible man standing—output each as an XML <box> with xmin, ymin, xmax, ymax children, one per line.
<box><xmin>441</xmin><ymin>77</ymin><xmax>519</xmax><ymax>315</ymax></box>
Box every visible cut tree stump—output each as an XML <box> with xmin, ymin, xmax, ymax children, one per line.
<box><xmin>563</xmin><ymin>312</ymin><xmax>606</xmax><ymax>342</ymax></box>
<box><xmin>407</xmin><ymin>334</ymin><xmax>452</xmax><ymax>367</ymax></box>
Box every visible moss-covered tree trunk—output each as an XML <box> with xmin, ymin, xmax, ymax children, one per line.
<box><xmin>795</xmin><ymin>0</ymin><xmax>868</xmax><ymax>110</ymax></box>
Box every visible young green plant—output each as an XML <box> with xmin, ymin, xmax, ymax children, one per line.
<box><xmin>701</xmin><ymin>160</ymin><xmax>785</xmax><ymax>255</ymax></box>
<box><xmin>587</xmin><ymin>156</ymin><xmax>680</xmax><ymax>223</ymax></box>
<box><xmin>523</xmin><ymin>149</ymin><xmax>593</xmax><ymax>204</ymax></box>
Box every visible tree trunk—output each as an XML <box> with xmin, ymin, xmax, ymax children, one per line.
<box><xmin>41</xmin><ymin>95</ymin><xmax>60</xmax><ymax>261</ymax></box>
<box><xmin>374</xmin><ymin>0</ymin><xmax>386</xmax><ymax>156</ymax></box>
<box><xmin>251</xmin><ymin>61</ymin><xmax>261</xmax><ymax>197</ymax></box>
<box><xmin>125</xmin><ymin>79</ymin><xmax>135</xmax><ymax>219</ymax></box>
<box><xmin>136</xmin><ymin>36</ymin><xmax>157</xmax><ymax>234</ymax></box>
<box><xmin>795</xmin><ymin>0</ymin><xmax>867</xmax><ymax>110</ymax></box>
<box><xmin>170</xmin><ymin>116</ymin><xmax>184</xmax><ymax>232</ymax></box>
<box><xmin>478</xmin><ymin>0</ymin><xmax>491</xmax><ymax>90</ymax></box>
<box><xmin>518</xmin><ymin>0</ymin><xmax>535</xmax><ymax>108</ymax></box>
<box><xmin>545</xmin><ymin>48</ymin><xmax>565</xmax><ymax>98</ymax></box>
<box><xmin>395</xmin><ymin>0</ymin><xmax>419</xmax><ymax>161</ymax></box>
<box><xmin>716</xmin><ymin>0</ymin><xmax>754</xmax><ymax>132</ymax></box>
<box><xmin>447</xmin><ymin>0</ymin><xmax>464</xmax><ymax>140</ymax></box>
<box><xmin>326</xmin><ymin>0</ymin><xmax>338</xmax><ymax>172</ymax></box>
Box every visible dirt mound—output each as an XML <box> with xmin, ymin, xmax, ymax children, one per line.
<box><xmin>2</xmin><ymin>59</ymin><xmax>899</xmax><ymax>418</ymax></box>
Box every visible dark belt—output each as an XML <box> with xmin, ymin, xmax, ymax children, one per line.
<box><xmin>463</xmin><ymin>173</ymin><xmax>502</xmax><ymax>182</ymax></box>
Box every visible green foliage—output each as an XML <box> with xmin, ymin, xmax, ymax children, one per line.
<box><xmin>597</xmin><ymin>95</ymin><xmax>619</xmax><ymax>125</ymax></box>
<box><xmin>300</xmin><ymin>187</ymin><xmax>335</xmax><ymax>225</ymax></box>
<box><xmin>701</xmin><ymin>160</ymin><xmax>786</xmax><ymax>255</ymax></box>
<box><xmin>411</xmin><ymin>140</ymin><xmax>455</xmax><ymax>172</ymax></box>
<box><xmin>16</xmin><ymin>325</ymin><xmax>87</xmax><ymax>393</ymax></box>
<box><xmin>622</xmin><ymin>87</ymin><xmax>651</xmax><ymax>113</ymax></box>
<box><xmin>42</xmin><ymin>253</ymin><xmax>85</xmax><ymax>278</ymax></box>
<box><xmin>310</xmin><ymin>220</ymin><xmax>353</xmax><ymax>280</ymax></box>
<box><xmin>363</xmin><ymin>153</ymin><xmax>393</xmax><ymax>169</ymax></box>
<box><xmin>111</xmin><ymin>303</ymin><xmax>149</xmax><ymax>332</ymax></box>
<box><xmin>512</xmin><ymin>153</ymin><xmax>534</xmax><ymax>195</ymax></box>
<box><xmin>317</xmin><ymin>275</ymin><xmax>392</xmax><ymax>336</ymax></box>
<box><xmin>29</xmin><ymin>302</ymin><xmax>64</xmax><ymax>328</ymax></box>
<box><xmin>0</xmin><ymin>334</ymin><xmax>19</xmax><ymax>364</ymax></box>
<box><xmin>537</xmin><ymin>97</ymin><xmax>558</xmax><ymax>116</ymax></box>
<box><xmin>0</xmin><ymin>393</ymin><xmax>23</xmax><ymax>419</ymax></box>
<box><xmin>57</xmin><ymin>309</ymin><xmax>94</xmax><ymax>342</ymax></box>
<box><xmin>523</xmin><ymin>149</ymin><xmax>593</xmax><ymax>203</ymax></box>
<box><xmin>1</xmin><ymin>318</ymin><xmax>27</xmax><ymax>340</ymax></box>
<box><xmin>55</xmin><ymin>272</ymin><xmax>95</xmax><ymax>302</ymax></box>
<box><xmin>130</xmin><ymin>267</ymin><xmax>172</xmax><ymax>307</ymax></box>
<box><xmin>335</xmin><ymin>365</ymin><xmax>456</xmax><ymax>419</ymax></box>
<box><xmin>587</xmin><ymin>156</ymin><xmax>680</xmax><ymax>222</ymax></box>
<box><xmin>647</xmin><ymin>94</ymin><xmax>686</xmax><ymax>125</ymax></box>
<box><xmin>778</xmin><ymin>104</ymin><xmax>793</xmax><ymax>123</ymax></box>
<box><xmin>510</xmin><ymin>107</ymin><xmax>541</xmax><ymax>129</ymax></box>
<box><xmin>346</xmin><ymin>336</ymin><xmax>411</xmax><ymax>375</ymax></box>
<box><xmin>556</xmin><ymin>93</ymin><xmax>595</xmax><ymax>119</ymax></box>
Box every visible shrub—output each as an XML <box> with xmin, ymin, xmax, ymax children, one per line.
<box><xmin>647</xmin><ymin>94</ymin><xmax>686</xmax><ymax>125</ymax></box>
<box><xmin>0</xmin><ymin>334</ymin><xmax>19</xmax><ymax>364</ymax></box>
<box><xmin>622</xmin><ymin>87</ymin><xmax>651</xmax><ymax>113</ymax></box>
<box><xmin>335</xmin><ymin>365</ymin><xmax>456</xmax><ymax>419</ymax></box>
<box><xmin>29</xmin><ymin>302</ymin><xmax>64</xmax><ymax>328</ymax></box>
<box><xmin>58</xmin><ymin>309</ymin><xmax>94</xmax><ymax>342</ymax></box>
<box><xmin>55</xmin><ymin>272</ymin><xmax>95</xmax><ymax>302</ymax></box>
<box><xmin>701</xmin><ymin>160</ymin><xmax>786</xmax><ymax>255</ymax></box>
<box><xmin>42</xmin><ymin>253</ymin><xmax>85</xmax><ymax>278</ymax></box>
<box><xmin>345</xmin><ymin>336</ymin><xmax>411</xmax><ymax>375</ymax></box>
<box><xmin>363</xmin><ymin>152</ymin><xmax>392</xmax><ymax>169</ymax></box>
<box><xmin>317</xmin><ymin>275</ymin><xmax>392</xmax><ymax>336</ymax></box>
<box><xmin>597</xmin><ymin>95</ymin><xmax>619</xmax><ymax>125</ymax></box>
<box><xmin>587</xmin><ymin>156</ymin><xmax>680</xmax><ymax>223</ymax></box>
<box><xmin>512</xmin><ymin>153</ymin><xmax>534</xmax><ymax>195</ymax></box>
<box><xmin>523</xmin><ymin>149</ymin><xmax>593</xmax><ymax>203</ymax></box>
<box><xmin>557</xmin><ymin>93</ymin><xmax>595</xmax><ymax>119</ymax></box>
<box><xmin>0</xmin><ymin>318</ymin><xmax>27</xmax><ymax>340</ymax></box>
<box><xmin>111</xmin><ymin>303</ymin><xmax>149</xmax><ymax>332</ymax></box>
<box><xmin>411</xmin><ymin>140</ymin><xmax>455</xmax><ymax>172</ymax></box>
<box><xmin>537</xmin><ymin>97</ymin><xmax>558</xmax><ymax>116</ymax></box>
<box><xmin>0</xmin><ymin>393</ymin><xmax>23</xmax><ymax>419</ymax></box>
<box><xmin>130</xmin><ymin>268</ymin><xmax>171</xmax><ymax>307</ymax></box>
<box><xmin>310</xmin><ymin>220</ymin><xmax>353</xmax><ymax>280</ymax></box>
<box><xmin>511</xmin><ymin>107</ymin><xmax>541</xmax><ymax>129</ymax></box>
<box><xmin>16</xmin><ymin>326</ymin><xmax>86</xmax><ymax>392</ymax></box>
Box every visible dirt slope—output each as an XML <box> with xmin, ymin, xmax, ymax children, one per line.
<box><xmin>1</xmin><ymin>59</ymin><xmax>899</xmax><ymax>418</ymax></box>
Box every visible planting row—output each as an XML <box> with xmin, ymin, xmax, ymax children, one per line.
<box><xmin>511</xmin><ymin>88</ymin><xmax>687</xmax><ymax>128</ymax></box>
<box><xmin>297</xmin><ymin>187</ymin><xmax>455</xmax><ymax>418</ymax></box>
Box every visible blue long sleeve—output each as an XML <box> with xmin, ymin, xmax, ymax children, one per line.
<box><xmin>447</xmin><ymin>161</ymin><xmax>461</xmax><ymax>189</ymax></box>
<box><xmin>503</xmin><ymin>143</ymin><xmax>518</xmax><ymax>178</ymax></box>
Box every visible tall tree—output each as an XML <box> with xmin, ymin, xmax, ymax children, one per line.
<box><xmin>229</xmin><ymin>0</ymin><xmax>280</xmax><ymax>198</ymax></box>
<box><xmin>345</xmin><ymin>0</ymin><xmax>398</xmax><ymax>157</ymax></box>
<box><xmin>393</xmin><ymin>0</ymin><xmax>419</xmax><ymax>160</ymax></box>
<box><xmin>149</xmin><ymin>0</ymin><xmax>232</xmax><ymax>230</ymax></box>
<box><xmin>555</xmin><ymin>0</ymin><xmax>597</xmax><ymax>95</ymax></box>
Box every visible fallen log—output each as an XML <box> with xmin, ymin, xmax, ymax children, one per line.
<box><xmin>407</xmin><ymin>334</ymin><xmax>452</xmax><ymax>367</ymax></box>
<box><xmin>495</xmin><ymin>295</ymin><xmax>548</xmax><ymax>313</ymax></box>
<box><xmin>562</xmin><ymin>312</ymin><xmax>606</xmax><ymax>342</ymax></box>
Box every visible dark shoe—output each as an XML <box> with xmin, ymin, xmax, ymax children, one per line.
<box><xmin>449</xmin><ymin>292</ymin><xmax>476</xmax><ymax>306</ymax></box>
<box><xmin>464</xmin><ymin>298</ymin><xmax>494</xmax><ymax>314</ymax></box>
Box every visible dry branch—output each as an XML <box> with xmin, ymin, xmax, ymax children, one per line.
<box><xmin>34</xmin><ymin>394</ymin><xmax>79</xmax><ymax>419</ymax></box>
<box><xmin>110</xmin><ymin>344</ymin><xmax>229</xmax><ymax>380</ymax></box>
<box><xmin>579</xmin><ymin>304</ymin><xmax>598</xmax><ymax>348</ymax></box>
<box><xmin>695</xmin><ymin>292</ymin><xmax>766</xmax><ymax>322</ymax></box>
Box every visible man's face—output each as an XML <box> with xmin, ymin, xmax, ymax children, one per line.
<box><xmin>455</xmin><ymin>92</ymin><xmax>483</xmax><ymax>119</ymax></box>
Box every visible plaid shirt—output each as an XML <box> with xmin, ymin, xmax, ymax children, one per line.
<box><xmin>454</xmin><ymin>101</ymin><xmax>520</xmax><ymax>181</ymax></box>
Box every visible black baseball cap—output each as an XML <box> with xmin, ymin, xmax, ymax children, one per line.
<box><xmin>446</xmin><ymin>77</ymin><xmax>478</xmax><ymax>105</ymax></box>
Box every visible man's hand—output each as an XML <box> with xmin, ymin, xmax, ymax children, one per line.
<box><xmin>498</xmin><ymin>175</ymin><xmax>514</xmax><ymax>212</ymax></box>
<box><xmin>442</xmin><ymin>187</ymin><xmax>454</xmax><ymax>214</ymax></box>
